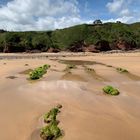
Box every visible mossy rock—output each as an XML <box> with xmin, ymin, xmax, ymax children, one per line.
<box><xmin>85</xmin><ymin>67</ymin><xmax>95</xmax><ymax>72</ymax></box>
<box><xmin>29</xmin><ymin>64</ymin><xmax>50</xmax><ymax>80</ymax></box>
<box><xmin>40</xmin><ymin>122</ymin><xmax>62</xmax><ymax>140</ymax></box>
<box><xmin>103</xmin><ymin>85</ymin><xmax>120</xmax><ymax>96</ymax></box>
<box><xmin>56</xmin><ymin>104</ymin><xmax>63</xmax><ymax>109</ymax></box>
<box><xmin>64</xmin><ymin>64</ymin><xmax>76</xmax><ymax>71</ymax></box>
<box><xmin>67</xmin><ymin>64</ymin><xmax>76</xmax><ymax>69</ymax></box>
<box><xmin>116</xmin><ymin>67</ymin><xmax>128</xmax><ymax>73</ymax></box>
<box><xmin>43</xmin><ymin>108</ymin><xmax>60</xmax><ymax>123</ymax></box>
<box><xmin>41</xmin><ymin>105</ymin><xmax>63</xmax><ymax>140</ymax></box>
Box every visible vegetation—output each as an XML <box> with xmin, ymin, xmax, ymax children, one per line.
<box><xmin>29</xmin><ymin>64</ymin><xmax>50</xmax><ymax>80</ymax></box>
<box><xmin>0</xmin><ymin>22</ymin><xmax>140</xmax><ymax>52</ymax></box>
<box><xmin>93</xmin><ymin>19</ymin><xmax>102</xmax><ymax>25</ymax></box>
<box><xmin>103</xmin><ymin>85</ymin><xmax>120</xmax><ymax>96</ymax></box>
<box><xmin>116</xmin><ymin>67</ymin><xmax>128</xmax><ymax>73</ymax></box>
<box><xmin>40</xmin><ymin>105</ymin><xmax>63</xmax><ymax>140</ymax></box>
<box><xmin>43</xmin><ymin>108</ymin><xmax>60</xmax><ymax>123</ymax></box>
<box><xmin>64</xmin><ymin>64</ymin><xmax>76</xmax><ymax>72</ymax></box>
<box><xmin>40</xmin><ymin>122</ymin><xmax>62</xmax><ymax>140</ymax></box>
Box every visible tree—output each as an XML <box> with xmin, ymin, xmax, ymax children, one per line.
<box><xmin>93</xmin><ymin>19</ymin><xmax>102</xmax><ymax>25</ymax></box>
<box><xmin>4</xmin><ymin>33</ymin><xmax>24</xmax><ymax>52</ymax></box>
<box><xmin>32</xmin><ymin>34</ymin><xmax>52</xmax><ymax>51</ymax></box>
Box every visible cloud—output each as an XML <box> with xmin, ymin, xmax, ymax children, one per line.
<box><xmin>106</xmin><ymin>0</ymin><xmax>124</xmax><ymax>13</ymax></box>
<box><xmin>103</xmin><ymin>16</ymin><xmax>133</xmax><ymax>23</ymax></box>
<box><xmin>106</xmin><ymin>0</ymin><xmax>140</xmax><ymax>23</ymax></box>
<box><xmin>0</xmin><ymin>0</ymin><xmax>83</xmax><ymax>31</ymax></box>
<box><xmin>106</xmin><ymin>0</ymin><xmax>131</xmax><ymax>16</ymax></box>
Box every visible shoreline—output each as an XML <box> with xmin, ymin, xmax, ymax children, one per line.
<box><xmin>0</xmin><ymin>51</ymin><xmax>140</xmax><ymax>60</ymax></box>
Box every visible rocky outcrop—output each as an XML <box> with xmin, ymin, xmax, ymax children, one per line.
<box><xmin>115</xmin><ymin>40</ymin><xmax>133</xmax><ymax>50</ymax></box>
<box><xmin>26</xmin><ymin>49</ymin><xmax>42</xmax><ymax>53</ymax></box>
<box><xmin>95</xmin><ymin>40</ymin><xmax>111</xmax><ymax>51</ymax></box>
<box><xmin>68</xmin><ymin>41</ymin><xmax>99</xmax><ymax>52</ymax></box>
<box><xmin>68</xmin><ymin>40</ymin><xmax>86</xmax><ymax>52</ymax></box>
<box><xmin>83</xmin><ymin>45</ymin><xmax>99</xmax><ymax>53</ymax></box>
<box><xmin>109</xmin><ymin>40</ymin><xmax>136</xmax><ymax>51</ymax></box>
<box><xmin>47</xmin><ymin>48</ymin><xmax>60</xmax><ymax>53</ymax></box>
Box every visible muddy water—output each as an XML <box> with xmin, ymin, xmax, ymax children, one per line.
<box><xmin>59</xmin><ymin>59</ymin><xmax>104</xmax><ymax>66</ymax></box>
<box><xmin>0</xmin><ymin>58</ymin><xmax>140</xmax><ymax>140</ymax></box>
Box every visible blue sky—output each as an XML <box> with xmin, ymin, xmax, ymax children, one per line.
<box><xmin>0</xmin><ymin>0</ymin><xmax>140</xmax><ymax>31</ymax></box>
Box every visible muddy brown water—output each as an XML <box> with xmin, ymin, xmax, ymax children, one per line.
<box><xmin>59</xmin><ymin>60</ymin><xmax>104</xmax><ymax>66</ymax></box>
<box><xmin>60</xmin><ymin>59</ymin><xmax>140</xmax><ymax>81</ymax></box>
<box><xmin>0</xmin><ymin>58</ymin><xmax>140</xmax><ymax>140</ymax></box>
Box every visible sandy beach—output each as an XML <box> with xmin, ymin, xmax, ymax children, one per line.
<box><xmin>0</xmin><ymin>52</ymin><xmax>140</xmax><ymax>140</ymax></box>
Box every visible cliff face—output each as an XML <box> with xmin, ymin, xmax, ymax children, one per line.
<box><xmin>0</xmin><ymin>22</ymin><xmax>140</xmax><ymax>53</ymax></box>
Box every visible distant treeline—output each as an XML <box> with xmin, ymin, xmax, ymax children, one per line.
<box><xmin>0</xmin><ymin>22</ymin><xmax>140</xmax><ymax>53</ymax></box>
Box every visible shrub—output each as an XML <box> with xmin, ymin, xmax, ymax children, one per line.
<box><xmin>116</xmin><ymin>67</ymin><xmax>128</xmax><ymax>73</ymax></box>
<box><xmin>103</xmin><ymin>85</ymin><xmax>120</xmax><ymax>96</ymax></box>
<box><xmin>29</xmin><ymin>64</ymin><xmax>50</xmax><ymax>80</ymax></box>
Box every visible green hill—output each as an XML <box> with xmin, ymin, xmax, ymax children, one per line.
<box><xmin>0</xmin><ymin>22</ymin><xmax>140</xmax><ymax>52</ymax></box>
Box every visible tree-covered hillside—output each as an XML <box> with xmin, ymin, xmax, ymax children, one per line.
<box><xmin>0</xmin><ymin>22</ymin><xmax>140</xmax><ymax>53</ymax></box>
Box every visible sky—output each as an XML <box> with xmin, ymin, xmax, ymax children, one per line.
<box><xmin>0</xmin><ymin>0</ymin><xmax>140</xmax><ymax>31</ymax></box>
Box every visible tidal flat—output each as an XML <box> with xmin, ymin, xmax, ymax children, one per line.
<box><xmin>0</xmin><ymin>52</ymin><xmax>140</xmax><ymax>140</ymax></box>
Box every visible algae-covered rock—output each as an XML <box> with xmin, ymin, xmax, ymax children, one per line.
<box><xmin>41</xmin><ymin>105</ymin><xmax>63</xmax><ymax>140</ymax></box>
<box><xmin>43</xmin><ymin>108</ymin><xmax>60</xmax><ymax>123</ymax></box>
<box><xmin>40</xmin><ymin>122</ymin><xmax>62</xmax><ymax>140</ymax></box>
<box><xmin>103</xmin><ymin>85</ymin><xmax>120</xmax><ymax>96</ymax></box>
<box><xmin>116</xmin><ymin>67</ymin><xmax>128</xmax><ymax>73</ymax></box>
<box><xmin>29</xmin><ymin>64</ymin><xmax>50</xmax><ymax>80</ymax></box>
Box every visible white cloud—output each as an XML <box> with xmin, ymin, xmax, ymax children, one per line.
<box><xmin>0</xmin><ymin>0</ymin><xmax>83</xmax><ymax>31</ymax></box>
<box><xmin>103</xmin><ymin>16</ymin><xmax>133</xmax><ymax>23</ymax></box>
<box><xmin>106</xmin><ymin>0</ymin><xmax>140</xmax><ymax>23</ymax></box>
<box><xmin>106</xmin><ymin>0</ymin><xmax>131</xmax><ymax>17</ymax></box>
<box><xmin>106</xmin><ymin>0</ymin><xmax>124</xmax><ymax>13</ymax></box>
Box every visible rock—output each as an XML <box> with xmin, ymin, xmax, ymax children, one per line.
<box><xmin>83</xmin><ymin>45</ymin><xmax>100</xmax><ymax>53</ymax></box>
<box><xmin>68</xmin><ymin>40</ymin><xmax>86</xmax><ymax>52</ymax></box>
<box><xmin>47</xmin><ymin>48</ymin><xmax>60</xmax><ymax>53</ymax></box>
<box><xmin>26</xmin><ymin>49</ymin><xmax>42</xmax><ymax>53</ymax></box>
<box><xmin>95</xmin><ymin>40</ymin><xmax>111</xmax><ymax>51</ymax></box>
<box><xmin>116</xmin><ymin>40</ymin><xmax>132</xmax><ymax>50</ymax></box>
<box><xmin>68</xmin><ymin>41</ymin><xmax>100</xmax><ymax>53</ymax></box>
<box><xmin>56</xmin><ymin>104</ymin><xmax>63</xmax><ymax>109</ymax></box>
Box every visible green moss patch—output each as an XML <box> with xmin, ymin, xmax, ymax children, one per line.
<box><xmin>43</xmin><ymin>108</ymin><xmax>60</xmax><ymax>123</ymax></box>
<box><xmin>40</xmin><ymin>122</ymin><xmax>62</xmax><ymax>140</ymax></box>
<box><xmin>40</xmin><ymin>105</ymin><xmax>63</xmax><ymax>140</ymax></box>
<box><xmin>29</xmin><ymin>64</ymin><xmax>50</xmax><ymax>80</ymax></box>
<box><xmin>103</xmin><ymin>85</ymin><xmax>120</xmax><ymax>96</ymax></box>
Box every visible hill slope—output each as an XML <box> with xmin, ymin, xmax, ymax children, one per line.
<box><xmin>0</xmin><ymin>22</ymin><xmax>140</xmax><ymax>53</ymax></box>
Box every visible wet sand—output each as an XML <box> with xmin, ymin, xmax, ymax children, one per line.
<box><xmin>0</xmin><ymin>53</ymin><xmax>140</xmax><ymax>140</ymax></box>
